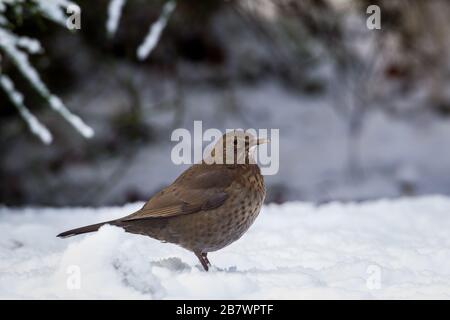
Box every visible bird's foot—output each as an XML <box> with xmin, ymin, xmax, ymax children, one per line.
<box><xmin>202</xmin><ymin>252</ymin><xmax>211</xmax><ymax>266</ymax></box>
<box><xmin>194</xmin><ymin>251</ymin><xmax>210</xmax><ymax>271</ymax></box>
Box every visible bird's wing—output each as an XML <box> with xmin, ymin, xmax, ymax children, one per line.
<box><xmin>122</xmin><ymin>165</ymin><xmax>236</xmax><ymax>220</ymax></box>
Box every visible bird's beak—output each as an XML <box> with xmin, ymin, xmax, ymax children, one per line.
<box><xmin>256</xmin><ymin>138</ymin><xmax>270</xmax><ymax>145</ymax></box>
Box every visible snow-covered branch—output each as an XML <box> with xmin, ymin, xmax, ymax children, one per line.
<box><xmin>0</xmin><ymin>73</ymin><xmax>53</xmax><ymax>144</ymax></box>
<box><xmin>34</xmin><ymin>0</ymin><xmax>79</xmax><ymax>26</ymax></box>
<box><xmin>136</xmin><ymin>0</ymin><xmax>176</xmax><ymax>61</ymax></box>
<box><xmin>105</xmin><ymin>0</ymin><xmax>176</xmax><ymax>60</ymax></box>
<box><xmin>1</xmin><ymin>0</ymin><xmax>177</xmax><ymax>144</ymax></box>
<box><xmin>0</xmin><ymin>0</ymin><xmax>93</xmax><ymax>144</ymax></box>
<box><xmin>106</xmin><ymin>0</ymin><xmax>126</xmax><ymax>37</ymax></box>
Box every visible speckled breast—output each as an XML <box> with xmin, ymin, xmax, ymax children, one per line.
<box><xmin>170</xmin><ymin>165</ymin><xmax>265</xmax><ymax>253</ymax></box>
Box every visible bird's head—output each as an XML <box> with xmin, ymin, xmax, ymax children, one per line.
<box><xmin>205</xmin><ymin>130</ymin><xmax>269</xmax><ymax>165</ymax></box>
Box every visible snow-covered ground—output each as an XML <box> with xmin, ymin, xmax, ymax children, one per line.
<box><xmin>1</xmin><ymin>196</ymin><xmax>450</xmax><ymax>299</ymax></box>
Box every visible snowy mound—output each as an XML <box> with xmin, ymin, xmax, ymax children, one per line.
<box><xmin>1</xmin><ymin>196</ymin><xmax>450</xmax><ymax>299</ymax></box>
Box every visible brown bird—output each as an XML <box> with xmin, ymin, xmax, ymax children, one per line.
<box><xmin>57</xmin><ymin>131</ymin><xmax>267</xmax><ymax>271</ymax></box>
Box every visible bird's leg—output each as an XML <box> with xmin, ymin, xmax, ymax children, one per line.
<box><xmin>202</xmin><ymin>252</ymin><xmax>211</xmax><ymax>266</ymax></box>
<box><xmin>194</xmin><ymin>251</ymin><xmax>209</xmax><ymax>271</ymax></box>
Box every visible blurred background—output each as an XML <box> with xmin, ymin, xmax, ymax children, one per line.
<box><xmin>1</xmin><ymin>0</ymin><xmax>449</xmax><ymax>207</ymax></box>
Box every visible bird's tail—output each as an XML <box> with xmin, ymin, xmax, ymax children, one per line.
<box><xmin>57</xmin><ymin>220</ymin><xmax>119</xmax><ymax>238</ymax></box>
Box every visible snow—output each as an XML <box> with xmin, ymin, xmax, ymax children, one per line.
<box><xmin>0</xmin><ymin>75</ymin><xmax>53</xmax><ymax>144</ymax></box>
<box><xmin>0</xmin><ymin>0</ymin><xmax>93</xmax><ymax>142</ymax></box>
<box><xmin>106</xmin><ymin>0</ymin><xmax>176</xmax><ymax>59</ymax></box>
<box><xmin>1</xmin><ymin>0</ymin><xmax>177</xmax><ymax>142</ymax></box>
<box><xmin>15</xmin><ymin>37</ymin><xmax>43</xmax><ymax>54</ymax></box>
<box><xmin>47</xmin><ymin>95</ymin><xmax>94</xmax><ymax>138</ymax></box>
<box><xmin>0</xmin><ymin>28</ymin><xmax>49</xmax><ymax>94</ymax></box>
<box><xmin>1</xmin><ymin>196</ymin><xmax>450</xmax><ymax>299</ymax></box>
<box><xmin>106</xmin><ymin>0</ymin><xmax>126</xmax><ymax>36</ymax></box>
<box><xmin>34</xmin><ymin>0</ymin><xmax>77</xmax><ymax>26</ymax></box>
<box><xmin>136</xmin><ymin>0</ymin><xmax>176</xmax><ymax>61</ymax></box>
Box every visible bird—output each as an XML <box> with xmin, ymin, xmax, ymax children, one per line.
<box><xmin>57</xmin><ymin>131</ymin><xmax>268</xmax><ymax>271</ymax></box>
